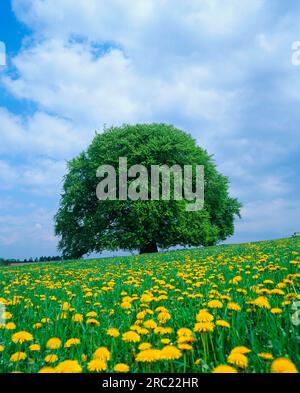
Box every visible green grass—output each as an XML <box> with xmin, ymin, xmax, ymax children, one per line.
<box><xmin>0</xmin><ymin>236</ymin><xmax>300</xmax><ymax>373</ymax></box>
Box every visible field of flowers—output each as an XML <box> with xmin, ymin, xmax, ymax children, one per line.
<box><xmin>0</xmin><ymin>237</ymin><xmax>300</xmax><ymax>373</ymax></box>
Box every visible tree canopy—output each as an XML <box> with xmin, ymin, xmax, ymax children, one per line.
<box><xmin>55</xmin><ymin>123</ymin><xmax>241</xmax><ymax>258</ymax></box>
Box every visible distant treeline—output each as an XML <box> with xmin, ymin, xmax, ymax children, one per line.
<box><xmin>0</xmin><ymin>256</ymin><xmax>63</xmax><ymax>266</ymax></box>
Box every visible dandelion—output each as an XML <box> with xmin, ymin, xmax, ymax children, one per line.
<box><xmin>46</xmin><ymin>337</ymin><xmax>62</xmax><ymax>350</ymax></box>
<box><xmin>38</xmin><ymin>367</ymin><xmax>56</xmax><ymax>373</ymax></box>
<box><xmin>227</xmin><ymin>353</ymin><xmax>248</xmax><ymax>369</ymax></box>
<box><xmin>64</xmin><ymin>338</ymin><xmax>80</xmax><ymax>348</ymax></box>
<box><xmin>157</xmin><ymin>312</ymin><xmax>171</xmax><ymax>324</ymax></box>
<box><xmin>12</xmin><ymin>331</ymin><xmax>33</xmax><ymax>344</ymax></box>
<box><xmin>86</xmin><ymin>311</ymin><xmax>97</xmax><ymax>318</ymax></box>
<box><xmin>72</xmin><ymin>313</ymin><xmax>83</xmax><ymax>322</ymax></box>
<box><xmin>122</xmin><ymin>331</ymin><xmax>141</xmax><ymax>343</ymax></box>
<box><xmin>270</xmin><ymin>308</ymin><xmax>282</xmax><ymax>314</ymax></box>
<box><xmin>161</xmin><ymin>345</ymin><xmax>182</xmax><ymax>360</ymax></box>
<box><xmin>227</xmin><ymin>302</ymin><xmax>241</xmax><ymax>311</ymax></box>
<box><xmin>5</xmin><ymin>322</ymin><xmax>16</xmax><ymax>330</ymax></box>
<box><xmin>29</xmin><ymin>344</ymin><xmax>40</xmax><ymax>351</ymax></box>
<box><xmin>55</xmin><ymin>360</ymin><xmax>82</xmax><ymax>373</ymax></box>
<box><xmin>138</xmin><ymin>343</ymin><xmax>152</xmax><ymax>351</ymax></box>
<box><xmin>10</xmin><ymin>352</ymin><xmax>27</xmax><ymax>362</ymax></box>
<box><xmin>230</xmin><ymin>346</ymin><xmax>251</xmax><ymax>355</ymax></box>
<box><xmin>258</xmin><ymin>352</ymin><xmax>273</xmax><ymax>360</ymax></box>
<box><xmin>207</xmin><ymin>300</ymin><xmax>223</xmax><ymax>309</ymax></box>
<box><xmin>45</xmin><ymin>354</ymin><xmax>58</xmax><ymax>363</ymax></box>
<box><xmin>177</xmin><ymin>328</ymin><xmax>193</xmax><ymax>337</ymax></box>
<box><xmin>143</xmin><ymin>320</ymin><xmax>157</xmax><ymax>329</ymax></box>
<box><xmin>194</xmin><ymin>322</ymin><xmax>215</xmax><ymax>333</ymax></box>
<box><xmin>253</xmin><ymin>296</ymin><xmax>271</xmax><ymax>309</ymax></box>
<box><xmin>212</xmin><ymin>365</ymin><xmax>238</xmax><ymax>373</ymax></box>
<box><xmin>114</xmin><ymin>363</ymin><xmax>129</xmax><ymax>372</ymax></box>
<box><xmin>86</xmin><ymin>318</ymin><xmax>100</xmax><ymax>327</ymax></box>
<box><xmin>107</xmin><ymin>328</ymin><xmax>120</xmax><ymax>337</ymax></box>
<box><xmin>88</xmin><ymin>359</ymin><xmax>107</xmax><ymax>372</ymax></box>
<box><xmin>136</xmin><ymin>349</ymin><xmax>162</xmax><ymax>362</ymax></box>
<box><xmin>178</xmin><ymin>343</ymin><xmax>193</xmax><ymax>350</ymax></box>
<box><xmin>196</xmin><ymin>310</ymin><xmax>214</xmax><ymax>322</ymax></box>
<box><xmin>271</xmin><ymin>358</ymin><xmax>298</xmax><ymax>373</ymax></box>
<box><xmin>216</xmin><ymin>320</ymin><xmax>230</xmax><ymax>328</ymax></box>
<box><xmin>93</xmin><ymin>347</ymin><xmax>111</xmax><ymax>361</ymax></box>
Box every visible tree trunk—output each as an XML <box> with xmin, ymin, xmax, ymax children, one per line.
<box><xmin>139</xmin><ymin>242</ymin><xmax>158</xmax><ymax>254</ymax></box>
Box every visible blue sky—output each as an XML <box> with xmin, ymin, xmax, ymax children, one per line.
<box><xmin>0</xmin><ymin>0</ymin><xmax>300</xmax><ymax>259</ymax></box>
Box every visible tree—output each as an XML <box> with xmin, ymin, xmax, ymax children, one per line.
<box><xmin>55</xmin><ymin>123</ymin><xmax>241</xmax><ymax>258</ymax></box>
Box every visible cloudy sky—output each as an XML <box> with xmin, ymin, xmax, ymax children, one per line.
<box><xmin>0</xmin><ymin>0</ymin><xmax>300</xmax><ymax>259</ymax></box>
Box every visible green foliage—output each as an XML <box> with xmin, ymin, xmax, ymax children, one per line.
<box><xmin>55</xmin><ymin>123</ymin><xmax>241</xmax><ymax>258</ymax></box>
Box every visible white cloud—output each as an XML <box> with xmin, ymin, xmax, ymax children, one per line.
<box><xmin>0</xmin><ymin>157</ymin><xmax>66</xmax><ymax>195</ymax></box>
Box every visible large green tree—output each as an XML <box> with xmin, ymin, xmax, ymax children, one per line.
<box><xmin>55</xmin><ymin>124</ymin><xmax>241</xmax><ymax>258</ymax></box>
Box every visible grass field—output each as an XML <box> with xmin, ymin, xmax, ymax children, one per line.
<box><xmin>0</xmin><ymin>237</ymin><xmax>300</xmax><ymax>373</ymax></box>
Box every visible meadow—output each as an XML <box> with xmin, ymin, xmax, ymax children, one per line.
<box><xmin>0</xmin><ymin>237</ymin><xmax>299</xmax><ymax>373</ymax></box>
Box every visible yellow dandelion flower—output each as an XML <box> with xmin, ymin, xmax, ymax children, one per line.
<box><xmin>114</xmin><ymin>363</ymin><xmax>129</xmax><ymax>373</ymax></box>
<box><xmin>194</xmin><ymin>322</ymin><xmax>215</xmax><ymax>333</ymax></box>
<box><xmin>270</xmin><ymin>308</ymin><xmax>282</xmax><ymax>314</ymax></box>
<box><xmin>230</xmin><ymin>346</ymin><xmax>251</xmax><ymax>354</ymax></box>
<box><xmin>62</xmin><ymin>302</ymin><xmax>70</xmax><ymax>311</ymax></box>
<box><xmin>2</xmin><ymin>312</ymin><xmax>13</xmax><ymax>320</ymax></box>
<box><xmin>157</xmin><ymin>311</ymin><xmax>171</xmax><ymax>324</ymax></box>
<box><xmin>216</xmin><ymin>320</ymin><xmax>230</xmax><ymax>328</ymax></box>
<box><xmin>10</xmin><ymin>352</ymin><xmax>27</xmax><ymax>362</ymax></box>
<box><xmin>207</xmin><ymin>300</ymin><xmax>223</xmax><ymax>309</ymax></box>
<box><xmin>86</xmin><ymin>311</ymin><xmax>97</xmax><ymax>318</ymax></box>
<box><xmin>86</xmin><ymin>318</ymin><xmax>100</xmax><ymax>327</ymax></box>
<box><xmin>136</xmin><ymin>349</ymin><xmax>162</xmax><ymax>362</ymax></box>
<box><xmin>227</xmin><ymin>302</ymin><xmax>241</xmax><ymax>311</ymax></box>
<box><xmin>55</xmin><ymin>360</ymin><xmax>82</xmax><ymax>373</ymax></box>
<box><xmin>227</xmin><ymin>353</ymin><xmax>248</xmax><ymax>369</ymax></box>
<box><xmin>212</xmin><ymin>365</ymin><xmax>238</xmax><ymax>373</ymax></box>
<box><xmin>12</xmin><ymin>331</ymin><xmax>33</xmax><ymax>344</ymax></box>
<box><xmin>93</xmin><ymin>347</ymin><xmax>111</xmax><ymax>361</ymax></box>
<box><xmin>271</xmin><ymin>358</ymin><xmax>298</xmax><ymax>373</ymax></box>
<box><xmin>122</xmin><ymin>331</ymin><xmax>141</xmax><ymax>343</ymax></box>
<box><xmin>38</xmin><ymin>367</ymin><xmax>56</xmax><ymax>373</ymax></box>
<box><xmin>88</xmin><ymin>359</ymin><xmax>107</xmax><ymax>372</ymax></box>
<box><xmin>45</xmin><ymin>354</ymin><xmax>59</xmax><ymax>363</ymax></box>
<box><xmin>29</xmin><ymin>344</ymin><xmax>40</xmax><ymax>351</ymax></box>
<box><xmin>177</xmin><ymin>328</ymin><xmax>193</xmax><ymax>337</ymax></box>
<box><xmin>178</xmin><ymin>343</ymin><xmax>193</xmax><ymax>350</ymax></box>
<box><xmin>138</xmin><ymin>343</ymin><xmax>152</xmax><ymax>351</ymax></box>
<box><xmin>143</xmin><ymin>319</ymin><xmax>157</xmax><ymax>329</ymax></box>
<box><xmin>107</xmin><ymin>328</ymin><xmax>120</xmax><ymax>337</ymax></box>
<box><xmin>161</xmin><ymin>338</ymin><xmax>171</xmax><ymax>344</ymax></box>
<box><xmin>46</xmin><ymin>337</ymin><xmax>62</xmax><ymax>350</ymax></box>
<box><xmin>121</xmin><ymin>302</ymin><xmax>131</xmax><ymax>309</ymax></box>
<box><xmin>253</xmin><ymin>296</ymin><xmax>271</xmax><ymax>309</ymax></box>
<box><xmin>196</xmin><ymin>310</ymin><xmax>214</xmax><ymax>322</ymax></box>
<box><xmin>72</xmin><ymin>313</ymin><xmax>83</xmax><ymax>322</ymax></box>
<box><xmin>161</xmin><ymin>345</ymin><xmax>182</xmax><ymax>360</ymax></box>
<box><xmin>5</xmin><ymin>322</ymin><xmax>16</xmax><ymax>330</ymax></box>
<box><xmin>64</xmin><ymin>338</ymin><xmax>80</xmax><ymax>348</ymax></box>
<box><xmin>258</xmin><ymin>352</ymin><xmax>273</xmax><ymax>360</ymax></box>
